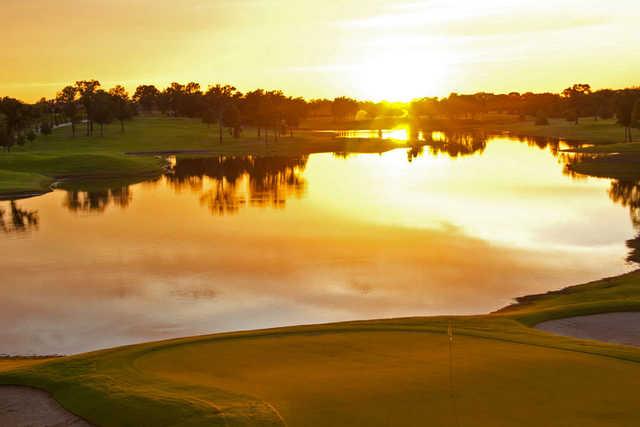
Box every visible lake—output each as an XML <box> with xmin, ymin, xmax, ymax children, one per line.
<box><xmin>1</xmin><ymin>134</ymin><xmax>637</xmax><ymax>355</ymax></box>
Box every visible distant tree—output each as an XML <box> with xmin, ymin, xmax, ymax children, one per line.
<box><xmin>160</xmin><ymin>82</ymin><xmax>186</xmax><ymax>116</ymax></box>
<box><xmin>222</xmin><ymin>104</ymin><xmax>242</xmax><ymax>138</ymax></box>
<box><xmin>205</xmin><ymin>84</ymin><xmax>240</xmax><ymax>144</ymax></box>
<box><xmin>283</xmin><ymin>97</ymin><xmax>308</xmax><ymax>136</ymax></box>
<box><xmin>265</xmin><ymin>90</ymin><xmax>286</xmax><ymax>141</ymax></box>
<box><xmin>331</xmin><ymin>97</ymin><xmax>359</xmax><ymax>122</ymax></box>
<box><xmin>109</xmin><ymin>85</ymin><xmax>133</xmax><ymax>132</ymax></box>
<box><xmin>410</xmin><ymin>97</ymin><xmax>440</xmax><ymax>121</ymax></box>
<box><xmin>181</xmin><ymin>82</ymin><xmax>205</xmax><ymax>117</ymax></box>
<box><xmin>55</xmin><ymin>86</ymin><xmax>79</xmax><ymax>136</ymax></box>
<box><xmin>92</xmin><ymin>90</ymin><xmax>114</xmax><ymax>136</ymax></box>
<box><xmin>133</xmin><ymin>85</ymin><xmax>160</xmax><ymax>114</ymax></box>
<box><xmin>75</xmin><ymin>80</ymin><xmax>101</xmax><ymax>136</ymax></box>
<box><xmin>0</xmin><ymin>97</ymin><xmax>29</xmax><ymax>141</ymax></box>
<box><xmin>202</xmin><ymin>108</ymin><xmax>217</xmax><ymax>128</ymax></box>
<box><xmin>615</xmin><ymin>92</ymin><xmax>639</xmax><ymax>142</ymax></box>
<box><xmin>632</xmin><ymin>98</ymin><xmax>640</xmax><ymax>129</ymax></box>
<box><xmin>242</xmin><ymin>89</ymin><xmax>266</xmax><ymax>138</ymax></box>
<box><xmin>562</xmin><ymin>83</ymin><xmax>592</xmax><ymax>124</ymax></box>
<box><xmin>0</xmin><ymin>130</ymin><xmax>13</xmax><ymax>152</ymax></box>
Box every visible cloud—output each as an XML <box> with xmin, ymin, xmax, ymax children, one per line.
<box><xmin>337</xmin><ymin>1</ymin><xmax>610</xmax><ymax>37</ymax></box>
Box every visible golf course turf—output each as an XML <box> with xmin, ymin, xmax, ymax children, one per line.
<box><xmin>0</xmin><ymin>116</ymin><xmax>419</xmax><ymax>198</ymax></box>
<box><xmin>2</xmin><ymin>115</ymin><xmax>640</xmax><ymax>426</ymax></box>
<box><xmin>2</xmin><ymin>272</ymin><xmax>640</xmax><ymax>426</ymax></box>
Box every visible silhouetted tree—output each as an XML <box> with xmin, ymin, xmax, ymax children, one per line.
<box><xmin>615</xmin><ymin>92</ymin><xmax>639</xmax><ymax>142</ymax></box>
<box><xmin>76</xmin><ymin>80</ymin><xmax>101</xmax><ymax>136</ymax></box>
<box><xmin>133</xmin><ymin>85</ymin><xmax>160</xmax><ymax>113</ymax></box>
<box><xmin>92</xmin><ymin>90</ymin><xmax>114</xmax><ymax>136</ymax></box>
<box><xmin>562</xmin><ymin>84</ymin><xmax>592</xmax><ymax>124</ymax></box>
<box><xmin>331</xmin><ymin>97</ymin><xmax>359</xmax><ymax>122</ymax></box>
<box><xmin>55</xmin><ymin>86</ymin><xmax>80</xmax><ymax>136</ymax></box>
<box><xmin>205</xmin><ymin>84</ymin><xmax>240</xmax><ymax>144</ymax></box>
<box><xmin>109</xmin><ymin>85</ymin><xmax>133</xmax><ymax>132</ymax></box>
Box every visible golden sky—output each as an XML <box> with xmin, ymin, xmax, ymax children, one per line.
<box><xmin>3</xmin><ymin>0</ymin><xmax>640</xmax><ymax>102</ymax></box>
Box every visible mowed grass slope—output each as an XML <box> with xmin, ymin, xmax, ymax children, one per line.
<box><xmin>3</xmin><ymin>272</ymin><xmax>640</xmax><ymax>426</ymax></box>
<box><xmin>0</xmin><ymin>116</ymin><xmax>417</xmax><ymax>197</ymax></box>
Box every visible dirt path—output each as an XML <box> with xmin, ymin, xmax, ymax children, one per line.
<box><xmin>0</xmin><ymin>386</ymin><xmax>92</xmax><ymax>426</ymax></box>
<box><xmin>536</xmin><ymin>312</ymin><xmax>640</xmax><ymax>347</ymax></box>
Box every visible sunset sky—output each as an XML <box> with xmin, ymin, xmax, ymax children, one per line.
<box><xmin>3</xmin><ymin>0</ymin><xmax>640</xmax><ymax>102</ymax></box>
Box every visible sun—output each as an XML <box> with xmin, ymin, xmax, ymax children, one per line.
<box><xmin>349</xmin><ymin>47</ymin><xmax>450</xmax><ymax>101</ymax></box>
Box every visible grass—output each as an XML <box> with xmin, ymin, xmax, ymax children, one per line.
<box><xmin>488</xmin><ymin>118</ymin><xmax>628</xmax><ymax>144</ymax></box>
<box><xmin>0</xmin><ymin>169</ymin><xmax>53</xmax><ymax>198</ymax></box>
<box><xmin>0</xmin><ymin>116</ymin><xmax>418</xmax><ymax>197</ymax></box>
<box><xmin>2</xmin><ymin>272</ymin><xmax>640</xmax><ymax>426</ymax></box>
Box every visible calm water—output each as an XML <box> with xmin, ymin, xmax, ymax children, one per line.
<box><xmin>1</xmin><ymin>135</ymin><xmax>638</xmax><ymax>355</ymax></box>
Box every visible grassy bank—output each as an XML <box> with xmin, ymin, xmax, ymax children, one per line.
<box><xmin>2</xmin><ymin>271</ymin><xmax>640</xmax><ymax>427</ymax></box>
<box><xmin>0</xmin><ymin>117</ymin><xmax>417</xmax><ymax>197</ymax></box>
<box><xmin>489</xmin><ymin>118</ymin><xmax>627</xmax><ymax>144</ymax></box>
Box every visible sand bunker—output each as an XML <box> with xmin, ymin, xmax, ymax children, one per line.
<box><xmin>0</xmin><ymin>386</ymin><xmax>92</xmax><ymax>427</ymax></box>
<box><xmin>536</xmin><ymin>312</ymin><xmax>640</xmax><ymax>347</ymax></box>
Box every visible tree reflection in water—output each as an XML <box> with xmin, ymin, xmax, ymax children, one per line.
<box><xmin>403</xmin><ymin>130</ymin><xmax>582</xmax><ymax>163</ymax></box>
<box><xmin>423</xmin><ymin>131</ymin><xmax>488</xmax><ymax>158</ymax></box>
<box><xmin>165</xmin><ymin>156</ymin><xmax>308</xmax><ymax>215</ymax></box>
<box><xmin>0</xmin><ymin>201</ymin><xmax>39</xmax><ymax>234</ymax></box>
<box><xmin>64</xmin><ymin>186</ymin><xmax>133</xmax><ymax>213</ymax></box>
<box><xmin>608</xmin><ymin>180</ymin><xmax>640</xmax><ymax>265</ymax></box>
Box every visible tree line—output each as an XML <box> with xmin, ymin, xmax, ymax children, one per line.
<box><xmin>3</xmin><ymin>81</ymin><xmax>640</xmax><ymax>151</ymax></box>
<box><xmin>411</xmin><ymin>84</ymin><xmax>640</xmax><ymax>141</ymax></box>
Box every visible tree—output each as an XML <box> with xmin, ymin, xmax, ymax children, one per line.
<box><xmin>0</xmin><ymin>130</ymin><xmax>13</xmax><ymax>152</ymax></box>
<box><xmin>205</xmin><ymin>84</ymin><xmax>240</xmax><ymax>144</ymax></box>
<box><xmin>242</xmin><ymin>89</ymin><xmax>267</xmax><ymax>138</ymax></box>
<box><xmin>55</xmin><ymin>86</ymin><xmax>79</xmax><ymax>136</ymax></box>
<box><xmin>133</xmin><ymin>85</ymin><xmax>160</xmax><ymax>113</ymax></box>
<box><xmin>109</xmin><ymin>85</ymin><xmax>133</xmax><ymax>132</ymax></box>
<box><xmin>631</xmin><ymin>98</ymin><xmax>640</xmax><ymax>130</ymax></box>
<box><xmin>331</xmin><ymin>97</ymin><xmax>358</xmax><ymax>122</ymax></box>
<box><xmin>222</xmin><ymin>104</ymin><xmax>242</xmax><ymax>138</ymax></box>
<box><xmin>202</xmin><ymin>108</ymin><xmax>217</xmax><ymax>128</ymax></box>
<box><xmin>76</xmin><ymin>80</ymin><xmax>101</xmax><ymax>135</ymax></box>
<box><xmin>0</xmin><ymin>97</ymin><xmax>29</xmax><ymax>140</ymax></box>
<box><xmin>562</xmin><ymin>83</ymin><xmax>592</xmax><ymax>124</ymax></box>
<box><xmin>283</xmin><ymin>97</ymin><xmax>308</xmax><ymax>136</ymax></box>
<box><xmin>615</xmin><ymin>91</ymin><xmax>639</xmax><ymax>142</ymax></box>
<box><xmin>92</xmin><ymin>90</ymin><xmax>114</xmax><ymax>137</ymax></box>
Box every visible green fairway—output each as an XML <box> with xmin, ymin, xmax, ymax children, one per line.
<box><xmin>0</xmin><ymin>117</ymin><xmax>417</xmax><ymax>197</ymax></box>
<box><xmin>489</xmin><ymin>118</ymin><xmax>628</xmax><ymax>145</ymax></box>
<box><xmin>2</xmin><ymin>272</ymin><xmax>640</xmax><ymax>426</ymax></box>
